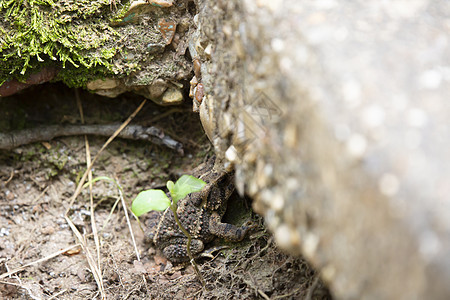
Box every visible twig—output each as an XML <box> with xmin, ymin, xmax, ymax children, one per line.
<box><xmin>0</xmin><ymin>123</ymin><xmax>183</xmax><ymax>154</ymax></box>
<box><xmin>2</xmin><ymin>170</ymin><xmax>14</xmax><ymax>185</ymax></box>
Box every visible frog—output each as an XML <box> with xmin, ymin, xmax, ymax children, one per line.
<box><xmin>146</xmin><ymin>156</ymin><xmax>254</xmax><ymax>262</ymax></box>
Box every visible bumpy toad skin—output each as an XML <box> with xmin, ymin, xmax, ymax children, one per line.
<box><xmin>147</xmin><ymin>157</ymin><xmax>254</xmax><ymax>262</ymax></box>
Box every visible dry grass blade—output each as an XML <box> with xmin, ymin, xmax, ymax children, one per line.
<box><xmin>115</xmin><ymin>178</ymin><xmax>140</xmax><ymax>260</ymax></box>
<box><xmin>65</xmin><ymin>99</ymin><xmax>147</xmax><ymax>214</ymax></box>
<box><xmin>47</xmin><ymin>289</ymin><xmax>68</xmax><ymax>300</ymax></box>
<box><xmin>0</xmin><ymin>244</ymin><xmax>81</xmax><ymax>279</ymax></box>
<box><xmin>76</xmin><ymin>89</ymin><xmax>104</xmax><ymax>296</ymax></box>
<box><xmin>100</xmin><ymin>197</ymin><xmax>121</xmax><ymax>232</ymax></box>
<box><xmin>114</xmin><ymin>177</ymin><xmax>147</xmax><ymax>286</ymax></box>
<box><xmin>63</xmin><ymin>97</ymin><xmax>146</xmax><ymax>299</ymax></box>
<box><xmin>65</xmin><ymin>216</ymin><xmax>104</xmax><ymax>298</ymax></box>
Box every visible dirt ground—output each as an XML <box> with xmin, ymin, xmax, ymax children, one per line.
<box><xmin>0</xmin><ymin>83</ymin><xmax>331</xmax><ymax>299</ymax></box>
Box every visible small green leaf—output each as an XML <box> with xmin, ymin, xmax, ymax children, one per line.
<box><xmin>171</xmin><ymin>175</ymin><xmax>206</xmax><ymax>204</ymax></box>
<box><xmin>166</xmin><ymin>180</ymin><xmax>175</xmax><ymax>194</ymax></box>
<box><xmin>131</xmin><ymin>189</ymin><xmax>170</xmax><ymax>217</ymax></box>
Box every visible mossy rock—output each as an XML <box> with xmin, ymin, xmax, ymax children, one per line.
<box><xmin>0</xmin><ymin>0</ymin><xmax>194</xmax><ymax>97</ymax></box>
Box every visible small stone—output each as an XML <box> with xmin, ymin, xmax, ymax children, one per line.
<box><xmin>148</xmin><ymin>79</ymin><xmax>168</xmax><ymax>99</ymax></box>
<box><xmin>147</xmin><ymin>43</ymin><xmax>164</xmax><ymax>54</ymax></box>
<box><xmin>148</xmin><ymin>0</ymin><xmax>173</xmax><ymax>8</ymax></box>
<box><xmin>117</xmin><ymin>1</ymin><xmax>154</xmax><ymax>25</ymax></box>
<box><xmin>86</xmin><ymin>78</ymin><xmax>118</xmax><ymax>90</ymax></box>
<box><xmin>147</xmin><ymin>247</ymin><xmax>156</xmax><ymax>256</ymax></box>
<box><xmin>158</xmin><ymin>19</ymin><xmax>177</xmax><ymax>45</ymax></box>
<box><xmin>274</xmin><ymin>224</ymin><xmax>293</xmax><ymax>250</ymax></box>
<box><xmin>204</xmin><ymin>44</ymin><xmax>213</xmax><ymax>59</ymax></box>
<box><xmin>161</xmin><ymin>87</ymin><xmax>183</xmax><ymax>104</ymax></box>
<box><xmin>5</xmin><ymin>190</ymin><xmax>15</xmax><ymax>201</ymax></box>
<box><xmin>189</xmin><ymin>76</ymin><xmax>198</xmax><ymax>98</ymax></box>
<box><xmin>225</xmin><ymin>145</ymin><xmax>238</xmax><ymax>162</ymax></box>
<box><xmin>0</xmin><ymin>278</ymin><xmax>18</xmax><ymax>297</ymax></box>
<box><xmin>41</xmin><ymin>226</ymin><xmax>55</xmax><ymax>235</ymax></box>
<box><xmin>185</xmin><ymin>265</ymin><xmax>194</xmax><ymax>274</ymax></box>
<box><xmin>0</xmin><ymin>227</ymin><xmax>10</xmax><ymax>236</ymax></box>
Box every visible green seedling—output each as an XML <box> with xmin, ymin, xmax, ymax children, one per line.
<box><xmin>131</xmin><ymin>174</ymin><xmax>206</xmax><ymax>216</ymax></box>
<box><xmin>131</xmin><ymin>174</ymin><xmax>207</xmax><ymax>285</ymax></box>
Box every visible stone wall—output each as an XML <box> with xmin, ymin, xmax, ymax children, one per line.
<box><xmin>193</xmin><ymin>0</ymin><xmax>450</xmax><ymax>299</ymax></box>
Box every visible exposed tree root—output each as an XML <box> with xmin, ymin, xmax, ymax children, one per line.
<box><xmin>0</xmin><ymin>124</ymin><xmax>184</xmax><ymax>154</ymax></box>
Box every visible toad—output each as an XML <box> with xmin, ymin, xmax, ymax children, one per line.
<box><xmin>146</xmin><ymin>157</ymin><xmax>254</xmax><ymax>262</ymax></box>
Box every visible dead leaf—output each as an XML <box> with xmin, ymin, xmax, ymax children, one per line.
<box><xmin>63</xmin><ymin>246</ymin><xmax>81</xmax><ymax>256</ymax></box>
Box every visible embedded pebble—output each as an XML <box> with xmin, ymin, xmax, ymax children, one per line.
<box><xmin>86</xmin><ymin>78</ymin><xmax>118</xmax><ymax>90</ymax></box>
<box><xmin>147</xmin><ymin>0</ymin><xmax>173</xmax><ymax>7</ymax></box>
<box><xmin>162</xmin><ymin>87</ymin><xmax>183</xmax><ymax>104</ymax></box>
<box><xmin>225</xmin><ymin>145</ymin><xmax>238</xmax><ymax>162</ymax></box>
<box><xmin>303</xmin><ymin>233</ymin><xmax>319</xmax><ymax>258</ymax></box>
<box><xmin>148</xmin><ymin>78</ymin><xmax>168</xmax><ymax>99</ymax></box>
<box><xmin>274</xmin><ymin>224</ymin><xmax>293</xmax><ymax>249</ymax></box>
<box><xmin>0</xmin><ymin>227</ymin><xmax>10</xmax><ymax>236</ymax></box>
<box><xmin>271</xmin><ymin>194</ymin><xmax>284</xmax><ymax>212</ymax></box>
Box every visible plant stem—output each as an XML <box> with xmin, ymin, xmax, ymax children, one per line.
<box><xmin>170</xmin><ymin>204</ymin><xmax>206</xmax><ymax>287</ymax></box>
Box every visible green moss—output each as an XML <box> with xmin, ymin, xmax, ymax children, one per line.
<box><xmin>55</xmin><ymin>63</ymin><xmax>112</xmax><ymax>88</ymax></box>
<box><xmin>0</xmin><ymin>0</ymin><xmax>129</xmax><ymax>87</ymax></box>
<box><xmin>48</xmin><ymin>149</ymin><xmax>68</xmax><ymax>170</ymax></box>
